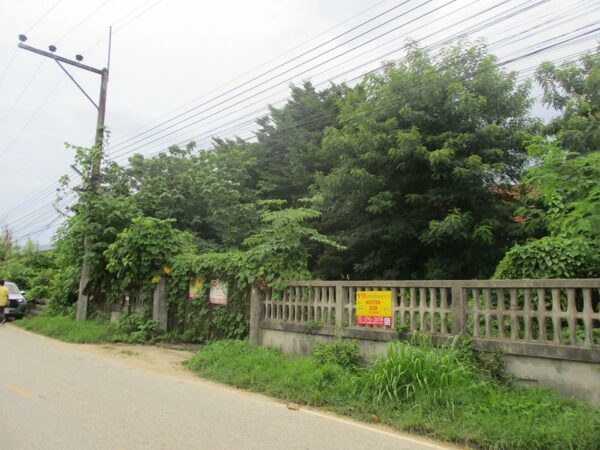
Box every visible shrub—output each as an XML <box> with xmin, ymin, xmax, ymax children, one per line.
<box><xmin>312</xmin><ymin>340</ymin><xmax>360</xmax><ymax>370</ymax></box>
<box><xmin>494</xmin><ymin>235</ymin><xmax>600</xmax><ymax>279</ymax></box>
<box><xmin>115</xmin><ymin>314</ymin><xmax>159</xmax><ymax>343</ymax></box>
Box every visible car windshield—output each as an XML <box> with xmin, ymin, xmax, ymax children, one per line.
<box><xmin>6</xmin><ymin>282</ymin><xmax>20</xmax><ymax>295</ymax></box>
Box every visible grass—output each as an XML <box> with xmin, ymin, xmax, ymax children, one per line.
<box><xmin>14</xmin><ymin>315</ymin><xmax>118</xmax><ymax>343</ymax></box>
<box><xmin>186</xmin><ymin>339</ymin><xmax>600</xmax><ymax>450</ymax></box>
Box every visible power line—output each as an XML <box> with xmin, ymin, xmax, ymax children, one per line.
<box><xmin>0</xmin><ymin>48</ymin><xmax>18</xmax><ymax>90</ymax></box>
<box><xmin>106</xmin><ymin>0</ymin><xmax>436</xmax><ymax>152</ymax></box>
<box><xmin>3</xmin><ymin>0</ymin><xmax>596</xmax><ymax>232</ymax></box>
<box><xmin>135</xmin><ymin>41</ymin><xmax>599</xmax><ymax>166</ymax></box>
<box><xmin>108</xmin><ymin>0</ymin><xmax>531</xmax><ymax>161</ymax></box>
<box><xmin>1</xmin><ymin>60</ymin><xmax>46</xmax><ymax>122</ymax></box>
<box><xmin>0</xmin><ymin>75</ymin><xmax>67</xmax><ymax>158</ymax></box>
<box><xmin>108</xmin><ymin>0</ymin><xmax>469</xmax><ymax>158</ymax></box>
<box><xmin>25</xmin><ymin>0</ymin><xmax>64</xmax><ymax>34</ymax></box>
<box><xmin>56</xmin><ymin>0</ymin><xmax>112</xmax><ymax>44</ymax></box>
<box><xmin>124</xmin><ymin>0</ymin><xmax>596</xmax><ymax>162</ymax></box>
<box><xmin>109</xmin><ymin>0</ymin><xmax>397</xmax><ymax>144</ymax></box>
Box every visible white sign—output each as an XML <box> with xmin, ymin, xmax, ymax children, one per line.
<box><xmin>209</xmin><ymin>279</ymin><xmax>228</xmax><ymax>305</ymax></box>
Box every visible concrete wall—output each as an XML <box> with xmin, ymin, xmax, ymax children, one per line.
<box><xmin>259</xmin><ymin>326</ymin><xmax>600</xmax><ymax>406</ymax></box>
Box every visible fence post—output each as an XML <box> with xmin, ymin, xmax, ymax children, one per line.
<box><xmin>152</xmin><ymin>277</ymin><xmax>168</xmax><ymax>331</ymax></box>
<box><xmin>249</xmin><ymin>284</ymin><xmax>264</xmax><ymax>346</ymax></box>
<box><xmin>451</xmin><ymin>283</ymin><xmax>466</xmax><ymax>336</ymax></box>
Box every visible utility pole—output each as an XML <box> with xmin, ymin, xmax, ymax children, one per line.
<box><xmin>18</xmin><ymin>34</ymin><xmax>110</xmax><ymax>321</ymax></box>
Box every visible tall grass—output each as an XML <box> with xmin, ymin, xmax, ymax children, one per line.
<box><xmin>364</xmin><ymin>336</ymin><xmax>471</xmax><ymax>404</ymax></box>
<box><xmin>186</xmin><ymin>339</ymin><xmax>600</xmax><ymax>449</ymax></box>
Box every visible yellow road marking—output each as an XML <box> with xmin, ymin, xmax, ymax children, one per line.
<box><xmin>8</xmin><ymin>384</ymin><xmax>32</xmax><ymax>398</ymax></box>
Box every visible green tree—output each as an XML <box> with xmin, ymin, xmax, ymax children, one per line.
<box><xmin>253</xmin><ymin>82</ymin><xmax>346</xmax><ymax>205</ymax></box>
<box><xmin>536</xmin><ymin>47</ymin><xmax>600</xmax><ymax>154</ymax></box>
<box><xmin>496</xmin><ymin>48</ymin><xmax>600</xmax><ymax>279</ymax></box>
<box><xmin>310</xmin><ymin>41</ymin><xmax>533</xmax><ymax>279</ymax></box>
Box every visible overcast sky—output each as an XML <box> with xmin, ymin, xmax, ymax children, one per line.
<box><xmin>1</xmin><ymin>0</ymin><xmax>598</xmax><ymax>246</ymax></box>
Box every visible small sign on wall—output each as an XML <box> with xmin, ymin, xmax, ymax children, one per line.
<box><xmin>209</xmin><ymin>279</ymin><xmax>228</xmax><ymax>305</ymax></box>
<box><xmin>356</xmin><ymin>290</ymin><xmax>392</xmax><ymax>326</ymax></box>
<box><xmin>188</xmin><ymin>276</ymin><xmax>203</xmax><ymax>299</ymax></box>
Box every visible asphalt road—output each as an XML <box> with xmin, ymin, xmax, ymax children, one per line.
<box><xmin>0</xmin><ymin>325</ymin><xmax>449</xmax><ymax>450</ymax></box>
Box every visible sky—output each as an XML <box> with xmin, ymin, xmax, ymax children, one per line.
<box><xmin>0</xmin><ymin>0</ymin><xmax>599</xmax><ymax>247</ymax></box>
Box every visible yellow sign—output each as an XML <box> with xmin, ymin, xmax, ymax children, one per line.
<box><xmin>188</xmin><ymin>276</ymin><xmax>204</xmax><ymax>299</ymax></box>
<box><xmin>356</xmin><ymin>291</ymin><xmax>392</xmax><ymax>326</ymax></box>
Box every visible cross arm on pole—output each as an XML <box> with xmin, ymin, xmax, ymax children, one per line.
<box><xmin>18</xmin><ymin>43</ymin><xmax>103</xmax><ymax>75</ymax></box>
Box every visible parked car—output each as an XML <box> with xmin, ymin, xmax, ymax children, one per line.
<box><xmin>5</xmin><ymin>281</ymin><xmax>27</xmax><ymax>319</ymax></box>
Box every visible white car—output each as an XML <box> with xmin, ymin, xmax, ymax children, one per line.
<box><xmin>5</xmin><ymin>281</ymin><xmax>27</xmax><ymax>319</ymax></box>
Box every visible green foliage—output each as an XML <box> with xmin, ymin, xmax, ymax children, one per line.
<box><xmin>536</xmin><ymin>47</ymin><xmax>600</xmax><ymax>154</ymax></box>
<box><xmin>519</xmin><ymin>148</ymin><xmax>600</xmax><ymax>239</ymax></box>
<box><xmin>496</xmin><ymin>49</ymin><xmax>600</xmax><ymax>279</ymax></box>
<box><xmin>312</xmin><ymin>340</ymin><xmax>360</xmax><ymax>370</ymax></box>
<box><xmin>0</xmin><ymin>246</ymin><xmax>56</xmax><ymax>300</ymax></box>
<box><xmin>167</xmin><ymin>207</ymin><xmax>343</xmax><ymax>341</ymax></box>
<box><xmin>494</xmin><ymin>235</ymin><xmax>600</xmax><ymax>279</ymax></box>
<box><xmin>187</xmin><ymin>340</ymin><xmax>600</xmax><ymax>450</ymax></box>
<box><xmin>241</xmin><ymin>208</ymin><xmax>345</xmax><ymax>287</ymax></box>
<box><xmin>309</xmin><ymin>41</ymin><xmax>533</xmax><ymax>279</ymax></box>
<box><xmin>114</xmin><ymin>314</ymin><xmax>159</xmax><ymax>343</ymax></box>
<box><xmin>105</xmin><ymin>216</ymin><xmax>194</xmax><ymax>294</ymax></box>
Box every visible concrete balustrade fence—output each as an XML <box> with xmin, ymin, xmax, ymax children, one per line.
<box><xmin>249</xmin><ymin>279</ymin><xmax>600</xmax><ymax>405</ymax></box>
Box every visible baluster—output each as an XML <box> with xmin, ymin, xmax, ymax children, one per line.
<box><xmin>567</xmin><ymin>288</ymin><xmax>577</xmax><ymax>345</ymax></box>
<box><xmin>510</xmin><ymin>288</ymin><xmax>519</xmax><ymax>340</ymax></box>
<box><xmin>537</xmin><ymin>289</ymin><xmax>547</xmax><ymax>341</ymax></box>
<box><xmin>419</xmin><ymin>288</ymin><xmax>427</xmax><ymax>332</ymax></box>
<box><xmin>440</xmin><ymin>288</ymin><xmax>449</xmax><ymax>334</ymax></box>
<box><xmin>583</xmin><ymin>289</ymin><xmax>593</xmax><ymax>347</ymax></box>
<box><xmin>551</xmin><ymin>289</ymin><xmax>561</xmax><ymax>344</ymax></box>
<box><xmin>497</xmin><ymin>288</ymin><xmax>505</xmax><ymax>339</ymax></box>
<box><xmin>484</xmin><ymin>289</ymin><xmax>493</xmax><ymax>338</ymax></box>
<box><xmin>410</xmin><ymin>288</ymin><xmax>417</xmax><ymax>331</ymax></box>
<box><xmin>523</xmin><ymin>289</ymin><xmax>532</xmax><ymax>341</ymax></box>
<box><xmin>429</xmin><ymin>288</ymin><xmax>437</xmax><ymax>333</ymax></box>
<box><xmin>472</xmin><ymin>288</ymin><xmax>480</xmax><ymax>338</ymax></box>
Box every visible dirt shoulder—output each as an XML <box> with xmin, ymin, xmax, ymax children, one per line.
<box><xmin>72</xmin><ymin>341</ymin><xmax>199</xmax><ymax>381</ymax></box>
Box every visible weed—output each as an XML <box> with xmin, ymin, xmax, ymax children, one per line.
<box><xmin>312</xmin><ymin>340</ymin><xmax>360</xmax><ymax>370</ymax></box>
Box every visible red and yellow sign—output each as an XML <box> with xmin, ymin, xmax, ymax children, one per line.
<box><xmin>356</xmin><ymin>290</ymin><xmax>392</xmax><ymax>326</ymax></box>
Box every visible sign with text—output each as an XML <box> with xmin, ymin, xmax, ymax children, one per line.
<box><xmin>356</xmin><ymin>290</ymin><xmax>392</xmax><ymax>326</ymax></box>
<box><xmin>209</xmin><ymin>279</ymin><xmax>228</xmax><ymax>305</ymax></box>
<box><xmin>188</xmin><ymin>276</ymin><xmax>203</xmax><ymax>299</ymax></box>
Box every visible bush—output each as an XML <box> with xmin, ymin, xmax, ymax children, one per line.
<box><xmin>312</xmin><ymin>340</ymin><xmax>360</xmax><ymax>370</ymax></box>
<box><xmin>114</xmin><ymin>314</ymin><xmax>159</xmax><ymax>343</ymax></box>
<box><xmin>494</xmin><ymin>235</ymin><xmax>600</xmax><ymax>279</ymax></box>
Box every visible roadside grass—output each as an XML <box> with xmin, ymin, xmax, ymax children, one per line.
<box><xmin>14</xmin><ymin>315</ymin><xmax>118</xmax><ymax>343</ymax></box>
<box><xmin>186</xmin><ymin>339</ymin><xmax>600</xmax><ymax>450</ymax></box>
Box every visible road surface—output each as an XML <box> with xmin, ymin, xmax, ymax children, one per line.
<box><xmin>0</xmin><ymin>325</ymin><xmax>450</xmax><ymax>450</ymax></box>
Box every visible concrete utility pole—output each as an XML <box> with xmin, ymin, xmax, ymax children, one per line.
<box><xmin>18</xmin><ymin>35</ymin><xmax>110</xmax><ymax>321</ymax></box>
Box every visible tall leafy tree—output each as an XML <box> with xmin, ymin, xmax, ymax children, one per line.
<box><xmin>536</xmin><ymin>47</ymin><xmax>600</xmax><ymax>154</ymax></box>
<box><xmin>310</xmin><ymin>42</ymin><xmax>534</xmax><ymax>279</ymax></box>
<box><xmin>253</xmin><ymin>81</ymin><xmax>346</xmax><ymax>205</ymax></box>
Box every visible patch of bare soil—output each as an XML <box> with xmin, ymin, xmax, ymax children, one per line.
<box><xmin>75</xmin><ymin>342</ymin><xmax>199</xmax><ymax>381</ymax></box>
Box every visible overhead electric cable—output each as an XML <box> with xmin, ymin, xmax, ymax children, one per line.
<box><xmin>25</xmin><ymin>0</ymin><xmax>64</xmax><ymax>34</ymax></box>
<box><xmin>107</xmin><ymin>0</ymin><xmax>434</xmax><ymax>151</ymax></box>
